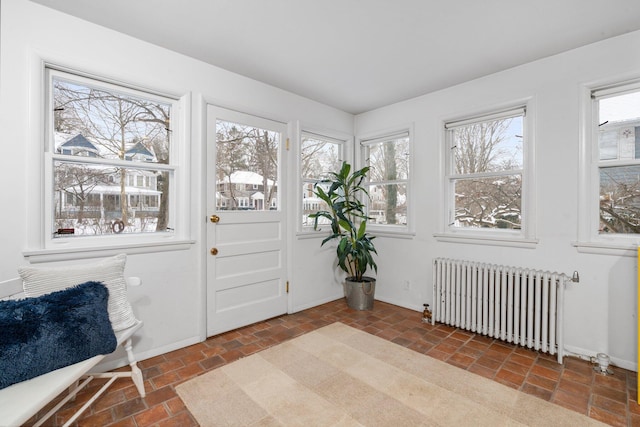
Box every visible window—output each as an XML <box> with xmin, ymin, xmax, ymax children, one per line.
<box><xmin>46</xmin><ymin>68</ymin><xmax>179</xmax><ymax>242</ymax></box>
<box><xmin>593</xmin><ymin>84</ymin><xmax>640</xmax><ymax>236</ymax></box>
<box><xmin>300</xmin><ymin>131</ymin><xmax>344</xmax><ymax>231</ymax></box>
<box><xmin>360</xmin><ymin>130</ymin><xmax>411</xmax><ymax>233</ymax></box>
<box><xmin>443</xmin><ymin>107</ymin><xmax>528</xmax><ymax>238</ymax></box>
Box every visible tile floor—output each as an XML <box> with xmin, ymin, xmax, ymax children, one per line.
<box><xmin>29</xmin><ymin>299</ymin><xmax>639</xmax><ymax>427</ymax></box>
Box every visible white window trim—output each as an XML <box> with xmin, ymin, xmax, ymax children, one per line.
<box><xmin>296</xmin><ymin>123</ymin><xmax>352</xmax><ymax>237</ymax></box>
<box><xmin>24</xmin><ymin>58</ymin><xmax>194</xmax><ymax>262</ymax></box>
<box><xmin>357</xmin><ymin>124</ymin><xmax>414</xmax><ymax>237</ymax></box>
<box><xmin>435</xmin><ymin>102</ymin><xmax>537</xmax><ymax>248</ymax></box>
<box><xmin>574</xmin><ymin>79</ymin><xmax>640</xmax><ymax>257</ymax></box>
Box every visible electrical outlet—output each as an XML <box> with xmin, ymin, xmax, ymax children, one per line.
<box><xmin>403</xmin><ymin>280</ymin><xmax>411</xmax><ymax>290</ymax></box>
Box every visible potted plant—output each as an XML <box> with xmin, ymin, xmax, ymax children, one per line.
<box><xmin>310</xmin><ymin>161</ymin><xmax>378</xmax><ymax>310</ymax></box>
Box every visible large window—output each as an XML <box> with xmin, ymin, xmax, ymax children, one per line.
<box><xmin>593</xmin><ymin>84</ymin><xmax>640</xmax><ymax>235</ymax></box>
<box><xmin>46</xmin><ymin>68</ymin><xmax>179</xmax><ymax>241</ymax></box>
<box><xmin>444</xmin><ymin>107</ymin><xmax>526</xmax><ymax>235</ymax></box>
<box><xmin>300</xmin><ymin>131</ymin><xmax>344</xmax><ymax>230</ymax></box>
<box><xmin>360</xmin><ymin>131</ymin><xmax>411</xmax><ymax>232</ymax></box>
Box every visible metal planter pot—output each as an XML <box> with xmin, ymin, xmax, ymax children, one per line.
<box><xmin>344</xmin><ymin>277</ymin><xmax>376</xmax><ymax>310</ymax></box>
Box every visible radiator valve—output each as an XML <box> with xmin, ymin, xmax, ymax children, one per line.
<box><xmin>422</xmin><ymin>304</ymin><xmax>432</xmax><ymax>323</ymax></box>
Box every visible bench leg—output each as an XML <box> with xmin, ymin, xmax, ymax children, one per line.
<box><xmin>123</xmin><ymin>337</ymin><xmax>146</xmax><ymax>397</ymax></box>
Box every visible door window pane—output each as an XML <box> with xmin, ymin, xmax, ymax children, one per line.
<box><xmin>216</xmin><ymin>120</ymin><xmax>280</xmax><ymax>211</ymax></box>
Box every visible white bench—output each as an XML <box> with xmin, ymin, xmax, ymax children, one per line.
<box><xmin>0</xmin><ymin>277</ymin><xmax>145</xmax><ymax>427</ymax></box>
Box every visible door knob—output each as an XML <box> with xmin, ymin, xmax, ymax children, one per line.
<box><xmin>210</xmin><ymin>247</ymin><xmax>218</xmax><ymax>256</ymax></box>
<box><xmin>210</xmin><ymin>214</ymin><xmax>220</xmax><ymax>223</ymax></box>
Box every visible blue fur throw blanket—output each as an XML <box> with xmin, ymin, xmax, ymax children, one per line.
<box><xmin>0</xmin><ymin>281</ymin><xmax>117</xmax><ymax>389</ymax></box>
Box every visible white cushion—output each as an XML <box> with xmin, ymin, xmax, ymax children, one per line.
<box><xmin>18</xmin><ymin>254</ymin><xmax>137</xmax><ymax>331</ymax></box>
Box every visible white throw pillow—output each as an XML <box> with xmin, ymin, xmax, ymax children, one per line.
<box><xmin>18</xmin><ymin>254</ymin><xmax>137</xmax><ymax>331</ymax></box>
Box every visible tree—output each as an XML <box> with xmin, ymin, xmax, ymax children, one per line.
<box><xmin>367</xmin><ymin>139</ymin><xmax>409</xmax><ymax>225</ymax></box>
<box><xmin>454</xmin><ymin>120</ymin><xmax>512</xmax><ymax>174</ymax></box>
<box><xmin>216</xmin><ymin>122</ymin><xmax>251</xmax><ymax>209</ymax></box>
<box><xmin>452</xmin><ymin>118</ymin><xmax>523</xmax><ymax>229</ymax></box>
<box><xmin>54</xmin><ymin>163</ymin><xmax>112</xmax><ymax>224</ymax></box>
<box><xmin>599</xmin><ymin>166</ymin><xmax>640</xmax><ymax>233</ymax></box>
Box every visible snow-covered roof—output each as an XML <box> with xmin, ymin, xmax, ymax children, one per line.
<box><xmin>225</xmin><ymin>171</ymin><xmax>275</xmax><ymax>186</ymax></box>
<box><xmin>58</xmin><ymin>134</ymin><xmax>98</xmax><ymax>152</ymax></box>
<box><xmin>125</xmin><ymin>142</ymin><xmax>155</xmax><ymax>160</ymax></box>
<box><xmin>66</xmin><ymin>185</ymin><xmax>161</xmax><ymax>196</ymax></box>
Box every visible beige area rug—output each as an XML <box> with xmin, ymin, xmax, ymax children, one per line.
<box><xmin>176</xmin><ymin>322</ymin><xmax>605</xmax><ymax>426</ymax></box>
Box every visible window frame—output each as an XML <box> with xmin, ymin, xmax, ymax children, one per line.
<box><xmin>296</xmin><ymin>125</ymin><xmax>350</xmax><ymax>236</ymax></box>
<box><xmin>26</xmin><ymin>63</ymin><xmax>192</xmax><ymax>260</ymax></box>
<box><xmin>357</xmin><ymin>125</ymin><xmax>414</xmax><ymax>237</ymax></box>
<box><xmin>436</xmin><ymin>104</ymin><xmax>537</xmax><ymax>247</ymax></box>
<box><xmin>576</xmin><ymin>79</ymin><xmax>640</xmax><ymax>256</ymax></box>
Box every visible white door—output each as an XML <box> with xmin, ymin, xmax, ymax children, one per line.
<box><xmin>206</xmin><ymin>106</ymin><xmax>288</xmax><ymax>336</ymax></box>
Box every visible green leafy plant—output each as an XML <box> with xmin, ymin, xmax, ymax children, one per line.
<box><xmin>309</xmin><ymin>162</ymin><xmax>377</xmax><ymax>281</ymax></box>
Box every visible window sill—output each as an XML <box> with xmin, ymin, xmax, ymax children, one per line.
<box><xmin>572</xmin><ymin>241</ymin><xmax>639</xmax><ymax>257</ymax></box>
<box><xmin>296</xmin><ymin>230</ymin><xmax>327</xmax><ymax>240</ymax></box>
<box><xmin>434</xmin><ymin>232</ymin><xmax>538</xmax><ymax>249</ymax></box>
<box><xmin>297</xmin><ymin>229</ymin><xmax>415</xmax><ymax>240</ymax></box>
<box><xmin>23</xmin><ymin>239</ymin><xmax>196</xmax><ymax>263</ymax></box>
<box><xmin>370</xmin><ymin>229</ymin><xmax>415</xmax><ymax>239</ymax></box>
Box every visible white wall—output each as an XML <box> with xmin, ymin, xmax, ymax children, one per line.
<box><xmin>355</xmin><ymin>30</ymin><xmax>640</xmax><ymax>370</ymax></box>
<box><xmin>0</xmin><ymin>0</ymin><xmax>353</xmax><ymax>369</ymax></box>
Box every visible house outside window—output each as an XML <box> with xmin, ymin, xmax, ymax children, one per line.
<box><xmin>300</xmin><ymin>131</ymin><xmax>345</xmax><ymax>231</ymax></box>
<box><xmin>441</xmin><ymin>107</ymin><xmax>533</xmax><ymax>244</ymax></box>
<box><xmin>46</xmin><ymin>67</ymin><xmax>180</xmax><ymax>241</ymax></box>
<box><xmin>359</xmin><ymin>129</ymin><xmax>411</xmax><ymax>234</ymax></box>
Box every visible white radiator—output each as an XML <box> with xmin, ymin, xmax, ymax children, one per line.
<box><xmin>432</xmin><ymin>258</ymin><xmax>571</xmax><ymax>363</ymax></box>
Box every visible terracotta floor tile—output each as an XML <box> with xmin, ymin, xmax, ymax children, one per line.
<box><xmin>526</xmin><ymin>373</ymin><xmax>558</xmax><ymax>391</ymax></box>
<box><xmin>502</xmin><ymin>360</ymin><xmax>531</xmax><ymax>376</ymax></box>
<box><xmin>591</xmin><ymin>394</ymin><xmax>628</xmax><ymax>417</ymax></box>
<box><xmin>521</xmin><ymin>382</ymin><xmax>553</xmax><ymax>401</ymax></box>
<box><xmin>133</xmin><ymin>404</ymin><xmax>169</xmax><ymax>426</ymax></box>
<box><xmin>557</xmin><ymin>377</ymin><xmax>591</xmax><ymax>396</ymax></box>
<box><xmin>496</xmin><ymin>368</ymin><xmax>526</xmax><ymax>387</ymax></box>
<box><xmin>30</xmin><ymin>299</ymin><xmax>638</xmax><ymax>427</ymax></box>
<box><xmin>553</xmin><ymin>389</ymin><xmax>590</xmax><ymax>414</ymax></box>
<box><xmin>589</xmin><ymin>406</ymin><xmax>628</xmax><ymax>427</ymax></box>
<box><xmin>507</xmin><ymin>352</ymin><xmax>536</xmax><ymax>368</ymax></box>
<box><xmin>447</xmin><ymin>352</ymin><xmax>476</xmax><ymax>369</ymax></box>
<box><xmin>468</xmin><ymin>363</ymin><xmax>496</xmax><ymax>380</ymax></box>
<box><xmin>475</xmin><ymin>354</ymin><xmax>504</xmax><ymax>370</ymax></box>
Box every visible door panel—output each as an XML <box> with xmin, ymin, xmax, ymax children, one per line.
<box><xmin>206</xmin><ymin>106</ymin><xmax>288</xmax><ymax>336</ymax></box>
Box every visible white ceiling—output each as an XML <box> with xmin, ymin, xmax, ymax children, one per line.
<box><xmin>29</xmin><ymin>0</ymin><xmax>640</xmax><ymax>114</ymax></box>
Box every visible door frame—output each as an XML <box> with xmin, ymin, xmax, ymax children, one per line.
<box><xmin>205</xmin><ymin>103</ymin><xmax>294</xmax><ymax>336</ymax></box>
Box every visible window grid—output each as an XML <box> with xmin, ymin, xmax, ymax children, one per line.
<box><xmin>445</xmin><ymin>108</ymin><xmax>526</xmax><ymax>233</ymax></box>
<box><xmin>45</xmin><ymin>67</ymin><xmax>179</xmax><ymax>242</ymax></box>
<box><xmin>361</xmin><ymin>131</ymin><xmax>411</xmax><ymax>231</ymax></box>
<box><xmin>300</xmin><ymin>131</ymin><xmax>345</xmax><ymax>231</ymax></box>
<box><xmin>593</xmin><ymin>84</ymin><xmax>640</xmax><ymax>236</ymax></box>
